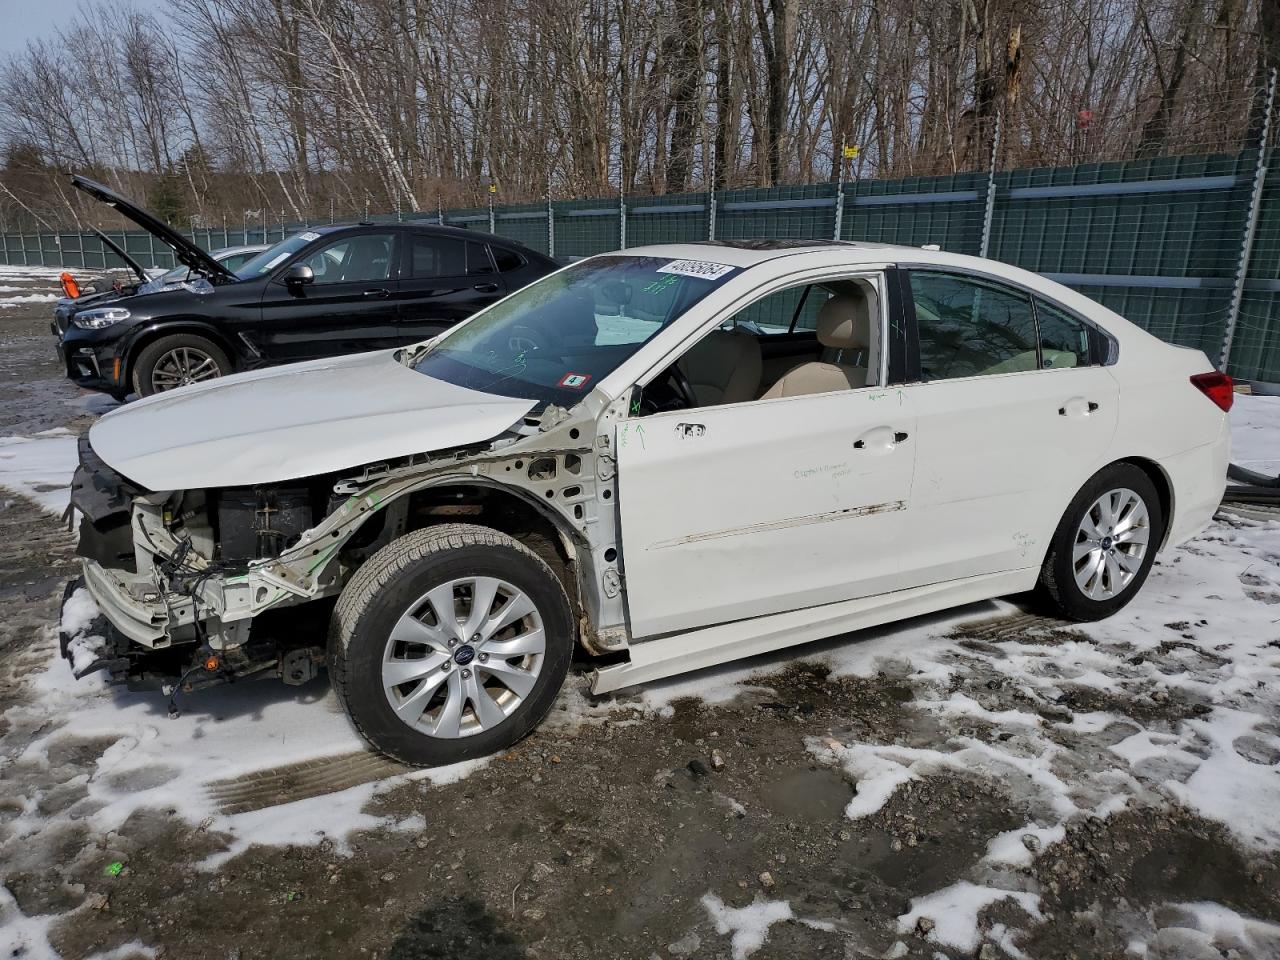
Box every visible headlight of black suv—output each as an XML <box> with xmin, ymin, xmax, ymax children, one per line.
<box><xmin>73</xmin><ymin>307</ymin><xmax>131</xmax><ymax>330</ymax></box>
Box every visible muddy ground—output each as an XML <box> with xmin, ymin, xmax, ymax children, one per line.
<box><xmin>1</xmin><ymin>275</ymin><xmax>1278</xmax><ymax>960</ymax></box>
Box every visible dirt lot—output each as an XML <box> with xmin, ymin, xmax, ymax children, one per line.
<box><xmin>2</xmin><ymin>267</ymin><xmax>1279</xmax><ymax>960</ymax></box>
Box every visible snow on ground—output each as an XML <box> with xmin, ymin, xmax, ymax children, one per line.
<box><xmin>0</xmin><ymin>293</ymin><xmax>59</xmax><ymax>308</ymax></box>
<box><xmin>0</xmin><ymin>264</ymin><xmax>74</xmax><ymax>282</ymax></box>
<box><xmin>11</xmin><ymin>602</ymin><xmax>490</xmax><ymax>870</ymax></box>
<box><xmin>700</xmin><ymin>894</ymin><xmax>794</xmax><ymax>959</ymax></box>
<box><xmin>0</xmin><ymin>431</ymin><xmax>79</xmax><ymax>515</ymax></box>
<box><xmin>1232</xmin><ymin>393</ymin><xmax>1280</xmax><ymax>475</ymax></box>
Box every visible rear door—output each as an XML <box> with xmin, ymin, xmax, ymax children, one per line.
<box><xmin>892</xmin><ymin>268</ymin><xmax>1120</xmax><ymax>586</ymax></box>
<box><xmin>396</xmin><ymin>234</ymin><xmax>508</xmax><ymax>343</ymax></box>
<box><xmin>256</xmin><ymin>230</ymin><xmax>401</xmax><ymax>362</ymax></box>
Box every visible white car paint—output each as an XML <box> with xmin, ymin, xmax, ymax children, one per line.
<box><xmin>79</xmin><ymin>239</ymin><xmax>1229</xmax><ymax>702</ymax></box>
<box><xmin>88</xmin><ymin>349</ymin><xmax>537</xmax><ymax>489</ymax></box>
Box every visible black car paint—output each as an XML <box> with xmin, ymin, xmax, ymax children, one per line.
<box><xmin>57</xmin><ymin>222</ymin><xmax>558</xmax><ymax>397</ymax></box>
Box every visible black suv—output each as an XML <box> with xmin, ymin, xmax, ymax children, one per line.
<box><xmin>57</xmin><ymin>176</ymin><xmax>559</xmax><ymax>398</ymax></box>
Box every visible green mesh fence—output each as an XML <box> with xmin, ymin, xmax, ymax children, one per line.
<box><xmin>4</xmin><ymin>150</ymin><xmax>1277</xmax><ymax>382</ymax></box>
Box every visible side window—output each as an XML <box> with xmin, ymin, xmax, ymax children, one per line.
<box><xmin>491</xmin><ymin>246</ymin><xmax>525</xmax><ymax>272</ymax></box>
<box><xmin>302</xmin><ymin>234</ymin><xmax>394</xmax><ymax>284</ymax></box>
<box><xmin>1034</xmin><ymin>298</ymin><xmax>1091</xmax><ymax>369</ymax></box>
<box><xmin>219</xmin><ymin>253</ymin><xmax>252</xmax><ymax>273</ymax></box>
<box><xmin>909</xmin><ymin>271</ymin><xmax>1038</xmax><ymax>380</ymax></box>
<box><xmin>724</xmin><ymin>285</ymin><xmax>824</xmax><ymax>335</ymax></box>
<box><xmin>409</xmin><ymin>236</ymin><xmax>467</xmax><ymax>277</ymax></box>
<box><xmin>466</xmin><ymin>242</ymin><xmax>495</xmax><ymax>276</ymax></box>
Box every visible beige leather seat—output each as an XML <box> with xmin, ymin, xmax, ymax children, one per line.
<box><xmin>761</xmin><ymin>292</ymin><xmax>871</xmax><ymax>398</ymax></box>
<box><xmin>678</xmin><ymin>328</ymin><xmax>763</xmax><ymax>406</ymax></box>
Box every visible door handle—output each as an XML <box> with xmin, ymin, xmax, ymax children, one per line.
<box><xmin>473</xmin><ymin>282</ymin><xmax>500</xmax><ymax>293</ymax></box>
<box><xmin>1058</xmin><ymin>397</ymin><xmax>1099</xmax><ymax>417</ymax></box>
<box><xmin>363</xmin><ymin>288</ymin><xmax>390</xmax><ymax>299</ymax></box>
<box><xmin>853</xmin><ymin>427</ymin><xmax>907</xmax><ymax>451</ymax></box>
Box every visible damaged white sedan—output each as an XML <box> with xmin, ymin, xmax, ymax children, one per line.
<box><xmin>62</xmin><ymin>240</ymin><xmax>1232</xmax><ymax>765</ymax></box>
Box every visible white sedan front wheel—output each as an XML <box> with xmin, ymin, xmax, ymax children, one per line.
<box><xmin>330</xmin><ymin>525</ymin><xmax>574</xmax><ymax>766</ymax></box>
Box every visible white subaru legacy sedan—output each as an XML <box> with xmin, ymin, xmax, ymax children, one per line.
<box><xmin>63</xmin><ymin>240</ymin><xmax>1231</xmax><ymax>765</ymax></box>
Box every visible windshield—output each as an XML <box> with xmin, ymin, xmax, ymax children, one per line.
<box><xmin>234</xmin><ymin>233</ymin><xmax>319</xmax><ymax>279</ymax></box>
<box><xmin>411</xmin><ymin>254</ymin><xmax>739</xmax><ymax>405</ymax></box>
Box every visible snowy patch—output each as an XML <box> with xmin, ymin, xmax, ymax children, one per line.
<box><xmin>0</xmin><ymin>292</ymin><xmax>60</xmax><ymax>307</ymax></box>
<box><xmin>1231</xmin><ymin>393</ymin><xmax>1280</xmax><ymax>474</ymax></box>
<box><xmin>897</xmin><ymin>881</ymin><xmax>1042</xmax><ymax>952</ymax></box>
<box><xmin>3</xmin><ymin>629</ymin><xmax>494</xmax><ymax>875</ymax></box>
<box><xmin>0</xmin><ymin>431</ymin><xmax>79</xmax><ymax>514</ymax></box>
<box><xmin>701</xmin><ymin>893</ymin><xmax>793</xmax><ymax>959</ymax></box>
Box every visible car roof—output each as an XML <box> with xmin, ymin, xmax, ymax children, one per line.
<box><xmin>617</xmin><ymin>239</ymin><xmax>914</xmax><ymax>268</ymax></box>
<box><xmin>307</xmin><ymin>221</ymin><xmax>546</xmax><ymax>257</ymax></box>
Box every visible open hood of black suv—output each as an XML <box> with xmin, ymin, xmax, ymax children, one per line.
<box><xmin>90</xmin><ymin>227</ymin><xmax>148</xmax><ymax>284</ymax></box>
<box><xmin>71</xmin><ymin>175</ymin><xmax>236</xmax><ymax>284</ymax></box>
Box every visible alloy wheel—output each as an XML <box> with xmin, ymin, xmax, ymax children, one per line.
<box><xmin>381</xmin><ymin>576</ymin><xmax>546</xmax><ymax>738</ymax></box>
<box><xmin>1072</xmin><ymin>487</ymin><xmax>1151</xmax><ymax>600</ymax></box>
<box><xmin>150</xmin><ymin>346</ymin><xmax>222</xmax><ymax>391</ymax></box>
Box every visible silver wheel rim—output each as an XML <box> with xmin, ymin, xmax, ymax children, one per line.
<box><xmin>382</xmin><ymin>576</ymin><xmax>545</xmax><ymax>739</ymax></box>
<box><xmin>151</xmin><ymin>346</ymin><xmax>221</xmax><ymax>391</ymax></box>
<box><xmin>1072</xmin><ymin>487</ymin><xmax>1151</xmax><ymax>600</ymax></box>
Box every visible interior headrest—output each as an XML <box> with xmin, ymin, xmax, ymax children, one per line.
<box><xmin>816</xmin><ymin>292</ymin><xmax>871</xmax><ymax>350</ymax></box>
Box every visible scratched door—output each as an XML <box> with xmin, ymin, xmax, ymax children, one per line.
<box><xmin>615</xmin><ymin>386</ymin><xmax>919</xmax><ymax>639</ymax></box>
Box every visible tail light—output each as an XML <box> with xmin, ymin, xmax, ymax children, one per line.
<box><xmin>1190</xmin><ymin>371</ymin><xmax>1234</xmax><ymax>412</ymax></box>
<box><xmin>60</xmin><ymin>272</ymin><xmax>80</xmax><ymax>299</ymax></box>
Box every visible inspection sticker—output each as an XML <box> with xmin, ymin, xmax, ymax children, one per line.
<box><xmin>298</xmin><ymin>231</ymin><xmax>321</xmax><ymax>241</ymax></box>
<box><xmin>558</xmin><ymin>373</ymin><xmax>592</xmax><ymax>389</ymax></box>
<box><xmin>656</xmin><ymin>259</ymin><xmax>735</xmax><ymax>280</ymax></box>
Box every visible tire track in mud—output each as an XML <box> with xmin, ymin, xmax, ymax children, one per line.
<box><xmin>206</xmin><ymin>750</ymin><xmax>409</xmax><ymax>814</ymax></box>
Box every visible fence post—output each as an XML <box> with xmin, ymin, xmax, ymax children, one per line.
<box><xmin>547</xmin><ymin>194</ymin><xmax>556</xmax><ymax>259</ymax></box>
<box><xmin>1221</xmin><ymin>67</ymin><xmax>1277</xmax><ymax>371</ymax></box>
<box><xmin>979</xmin><ymin>109</ymin><xmax>1003</xmax><ymax>259</ymax></box>
<box><xmin>1</xmin><ymin>230</ymin><xmax>7</xmax><ymax>265</ymax></box>
<box><xmin>708</xmin><ymin>188</ymin><xmax>718</xmax><ymax>241</ymax></box>
<box><xmin>833</xmin><ymin>138</ymin><xmax>846</xmax><ymax>241</ymax></box>
<box><xmin>619</xmin><ymin>189</ymin><xmax>627</xmax><ymax>249</ymax></box>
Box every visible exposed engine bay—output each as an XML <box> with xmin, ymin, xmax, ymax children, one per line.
<box><xmin>61</xmin><ymin>395</ymin><xmax>632</xmax><ymax>707</ymax></box>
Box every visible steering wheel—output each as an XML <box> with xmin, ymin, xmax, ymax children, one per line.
<box><xmin>638</xmin><ymin>363</ymin><xmax>698</xmax><ymax>413</ymax></box>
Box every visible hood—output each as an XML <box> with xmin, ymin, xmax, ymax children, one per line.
<box><xmin>71</xmin><ymin>175</ymin><xmax>237</xmax><ymax>284</ymax></box>
<box><xmin>91</xmin><ymin>227</ymin><xmax>148</xmax><ymax>284</ymax></box>
<box><xmin>88</xmin><ymin>350</ymin><xmax>538</xmax><ymax>490</ymax></box>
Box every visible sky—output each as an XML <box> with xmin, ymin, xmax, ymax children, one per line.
<box><xmin>0</xmin><ymin>0</ymin><xmax>163</xmax><ymax>59</ymax></box>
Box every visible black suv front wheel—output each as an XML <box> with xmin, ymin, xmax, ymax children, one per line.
<box><xmin>132</xmin><ymin>334</ymin><xmax>231</xmax><ymax>396</ymax></box>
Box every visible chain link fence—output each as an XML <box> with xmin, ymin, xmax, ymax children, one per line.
<box><xmin>3</xmin><ymin>76</ymin><xmax>1277</xmax><ymax>384</ymax></box>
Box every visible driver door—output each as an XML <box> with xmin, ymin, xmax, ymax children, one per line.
<box><xmin>615</xmin><ymin>278</ymin><xmax>918</xmax><ymax>639</ymax></box>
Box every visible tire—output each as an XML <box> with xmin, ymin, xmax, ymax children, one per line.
<box><xmin>131</xmin><ymin>334</ymin><xmax>231</xmax><ymax>396</ymax></box>
<box><xmin>1038</xmin><ymin>462</ymin><xmax>1165</xmax><ymax>621</ymax></box>
<box><xmin>329</xmin><ymin>524</ymin><xmax>574</xmax><ymax>766</ymax></box>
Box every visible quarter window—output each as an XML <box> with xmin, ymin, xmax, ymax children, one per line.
<box><xmin>491</xmin><ymin>246</ymin><xmax>525</xmax><ymax>272</ymax></box>
<box><xmin>1034</xmin><ymin>298</ymin><xmax>1092</xmax><ymax>369</ymax></box>
<box><xmin>909</xmin><ymin>271</ymin><xmax>1039</xmax><ymax>380</ymax></box>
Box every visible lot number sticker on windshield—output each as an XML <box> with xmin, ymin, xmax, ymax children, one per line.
<box><xmin>656</xmin><ymin>259</ymin><xmax>735</xmax><ymax>281</ymax></box>
<box><xmin>298</xmin><ymin>231</ymin><xmax>321</xmax><ymax>242</ymax></box>
<box><xmin>558</xmin><ymin>373</ymin><xmax>592</xmax><ymax>390</ymax></box>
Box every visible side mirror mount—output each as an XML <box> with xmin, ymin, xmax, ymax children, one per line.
<box><xmin>285</xmin><ymin>264</ymin><xmax>314</xmax><ymax>288</ymax></box>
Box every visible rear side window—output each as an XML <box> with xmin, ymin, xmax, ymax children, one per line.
<box><xmin>410</xmin><ymin>236</ymin><xmax>467</xmax><ymax>277</ymax></box>
<box><xmin>466</xmin><ymin>242</ymin><xmax>495</xmax><ymax>275</ymax></box>
<box><xmin>491</xmin><ymin>246</ymin><xmax>525</xmax><ymax>272</ymax></box>
<box><xmin>909</xmin><ymin>271</ymin><xmax>1039</xmax><ymax>380</ymax></box>
<box><xmin>1034</xmin><ymin>298</ymin><xmax>1092</xmax><ymax>368</ymax></box>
